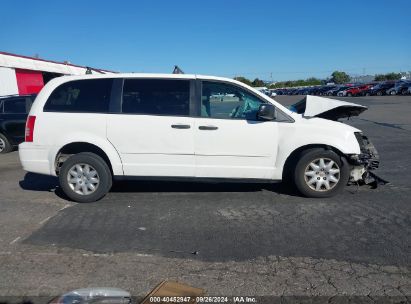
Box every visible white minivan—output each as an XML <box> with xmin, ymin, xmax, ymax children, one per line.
<box><xmin>19</xmin><ymin>74</ymin><xmax>380</xmax><ymax>203</ymax></box>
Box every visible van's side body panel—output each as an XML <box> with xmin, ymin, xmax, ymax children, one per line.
<box><xmin>107</xmin><ymin>114</ymin><xmax>196</xmax><ymax>176</ymax></box>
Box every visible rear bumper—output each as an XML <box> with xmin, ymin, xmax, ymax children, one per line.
<box><xmin>18</xmin><ymin>142</ymin><xmax>53</xmax><ymax>176</ymax></box>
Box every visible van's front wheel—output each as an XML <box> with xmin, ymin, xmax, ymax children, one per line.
<box><xmin>293</xmin><ymin>149</ymin><xmax>349</xmax><ymax>198</ymax></box>
<box><xmin>59</xmin><ymin>152</ymin><xmax>112</xmax><ymax>203</ymax></box>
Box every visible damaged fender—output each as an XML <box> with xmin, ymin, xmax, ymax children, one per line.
<box><xmin>289</xmin><ymin>95</ymin><xmax>388</xmax><ymax>187</ymax></box>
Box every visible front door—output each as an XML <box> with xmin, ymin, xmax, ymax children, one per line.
<box><xmin>194</xmin><ymin>80</ymin><xmax>278</xmax><ymax>179</ymax></box>
<box><xmin>107</xmin><ymin>78</ymin><xmax>195</xmax><ymax>177</ymax></box>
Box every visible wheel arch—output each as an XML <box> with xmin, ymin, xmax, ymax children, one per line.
<box><xmin>281</xmin><ymin>144</ymin><xmax>346</xmax><ymax>181</ymax></box>
<box><xmin>54</xmin><ymin>142</ymin><xmax>118</xmax><ymax>176</ymax></box>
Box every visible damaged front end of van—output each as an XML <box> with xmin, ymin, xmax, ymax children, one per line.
<box><xmin>290</xmin><ymin>95</ymin><xmax>388</xmax><ymax>187</ymax></box>
<box><xmin>347</xmin><ymin>132</ymin><xmax>387</xmax><ymax>187</ymax></box>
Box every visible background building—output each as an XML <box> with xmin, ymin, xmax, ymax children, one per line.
<box><xmin>0</xmin><ymin>51</ymin><xmax>114</xmax><ymax>96</ymax></box>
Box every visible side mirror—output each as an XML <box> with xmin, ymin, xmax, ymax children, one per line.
<box><xmin>257</xmin><ymin>103</ymin><xmax>276</xmax><ymax>121</ymax></box>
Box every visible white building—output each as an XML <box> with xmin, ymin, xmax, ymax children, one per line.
<box><xmin>0</xmin><ymin>51</ymin><xmax>114</xmax><ymax>96</ymax></box>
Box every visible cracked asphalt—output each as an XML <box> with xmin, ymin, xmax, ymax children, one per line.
<box><xmin>0</xmin><ymin>96</ymin><xmax>410</xmax><ymax>303</ymax></box>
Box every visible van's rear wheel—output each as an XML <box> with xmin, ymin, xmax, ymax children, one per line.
<box><xmin>0</xmin><ymin>133</ymin><xmax>12</xmax><ymax>154</ymax></box>
<box><xmin>293</xmin><ymin>149</ymin><xmax>349</xmax><ymax>198</ymax></box>
<box><xmin>59</xmin><ymin>152</ymin><xmax>112</xmax><ymax>203</ymax></box>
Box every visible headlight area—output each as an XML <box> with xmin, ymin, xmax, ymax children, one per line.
<box><xmin>346</xmin><ymin>132</ymin><xmax>388</xmax><ymax>187</ymax></box>
<box><xmin>352</xmin><ymin>132</ymin><xmax>380</xmax><ymax>170</ymax></box>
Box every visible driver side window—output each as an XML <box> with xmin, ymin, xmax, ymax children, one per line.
<box><xmin>201</xmin><ymin>81</ymin><xmax>263</xmax><ymax>120</ymax></box>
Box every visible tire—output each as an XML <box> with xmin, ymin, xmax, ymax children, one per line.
<box><xmin>59</xmin><ymin>152</ymin><xmax>112</xmax><ymax>203</ymax></box>
<box><xmin>390</xmin><ymin>90</ymin><xmax>396</xmax><ymax>95</ymax></box>
<box><xmin>0</xmin><ymin>133</ymin><xmax>13</xmax><ymax>154</ymax></box>
<box><xmin>365</xmin><ymin>92</ymin><xmax>370</xmax><ymax>96</ymax></box>
<box><xmin>347</xmin><ymin>93</ymin><xmax>352</xmax><ymax>97</ymax></box>
<box><xmin>293</xmin><ymin>148</ymin><xmax>350</xmax><ymax>198</ymax></box>
<box><xmin>377</xmin><ymin>91</ymin><xmax>383</xmax><ymax>96</ymax></box>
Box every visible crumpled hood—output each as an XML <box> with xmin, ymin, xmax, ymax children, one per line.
<box><xmin>290</xmin><ymin>95</ymin><xmax>368</xmax><ymax>120</ymax></box>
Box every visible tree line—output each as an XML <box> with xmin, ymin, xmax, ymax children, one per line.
<box><xmin>234</xmin><ymin>71</ymin><xmax>405</xmax><ymax>88</ymax></box>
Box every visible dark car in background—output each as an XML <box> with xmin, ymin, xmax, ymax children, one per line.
<box><xmin>307</xmin><ymin>86</ymin><xmax>322</xmax><ymax>95</ymax></box>
<box><xmin>272</xmin><ymin>80</ymin><xmax>411</xmax><ymax>97</ymax></box>
<box><xmin>0</xmin><ymin>94</ymin><xmax>35</xmax><ymax>153</ymax></box>
<box><xmin>364</xmin><ymin>82</ymin><xmax>395</xmax><ymax>96</ymax></box>
<box><xmin>316</xmin><ymin>86</ymin><xmax>336</xmax><ymax>95</ymax></box>
<box><xmin>402</xmin><ymin>83</ymin><xmax>411</xmax><ymax>95</ymax></box>
<box><xmin>277</xmin><ymin>89</ymin><xmax>290</xmax><ymax>95</ymax></box>
<box><xmin>298</xmin><ymin>87</ymin><xmax>311</xmax><ymax>95</ymax></box>
<box><xmin>386</xmin><ymin>81</ymin><xmax>411</xmax><ymax>95</ymax></box>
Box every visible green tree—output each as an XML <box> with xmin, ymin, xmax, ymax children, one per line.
<box><xmin>251</xmin><ymin>78</ymin><xmax>265</xmax><ymax>87</ymax></box>
<box><xmin>234</xmin><ymin>76</ymin><xmax>252</xmax><ymax>86</ymax></box>
<box><xmin>375</xmin><ymin>73</ymin><xmax>402</xmax><ymax>81</ymax></box>
<box><xmin>268</xmin><ymin>77</ymin><xmax>322</xmax><ymax>88</ymax></box>
<box><xmin>331</xmin><ymin>71</ymin><xmax>350</xmax><ymax>84</ymax></box>
<box><xmin>374</xmin><ymin>74</ymin><xmax>385</xmax><ymax>81</ymax></box>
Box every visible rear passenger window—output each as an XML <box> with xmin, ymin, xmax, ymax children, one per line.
<box><xmin>3</xmin><ymin>98</ymin><xmax>27</xmax><ymax>113</ymax></box>
<box><xmin>44</xmin><ymin>79</ymin><xmax>113</xmax><ymax>113</ymax></box>
<box><xmin>122</xmin><ymin>79</ymin><xmax>190</xmax><ymax>116</ymax></box>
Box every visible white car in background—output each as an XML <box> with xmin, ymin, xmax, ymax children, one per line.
<box><xmin>337</xmin><ymin>89</ymin><xmax>347</xmax><ymax>97</ymax></box>
<box><xmin>19</xmin><ymin>74</ymin><xmax>380</xmax><ymax>203</ymax></box>
<box><xmin>269</xmin><ymin>89</ymin><xmax>277</xmax><ymax>97</ymax></box>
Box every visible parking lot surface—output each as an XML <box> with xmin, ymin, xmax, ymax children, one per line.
<box><xmin>0</xmin><ymin>96</ymin><xmax>410</xmax><ymax>301</ymax></box>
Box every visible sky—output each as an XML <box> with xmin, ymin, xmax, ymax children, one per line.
<box><xmin>1</xmin><ymin>0</ymin><xmax>410</xmax><ymax>81</ymax></box>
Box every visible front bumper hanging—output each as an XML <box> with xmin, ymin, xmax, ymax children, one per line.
<box><xmin>347</xmin><ymin>133</ymin><xmax>389</xmax><ymax>187</ymax></box>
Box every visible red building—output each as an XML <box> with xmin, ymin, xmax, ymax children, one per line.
<box><xmin>0</xmin><ymin>51</ymin><xmax>114</xmax><ymax>96</ymax></box>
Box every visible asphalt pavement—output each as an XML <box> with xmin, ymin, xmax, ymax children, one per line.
<box><xmin>0</xmin><ymin>95</ymin><xmax>410</xmax><ymax>302</ymax></box>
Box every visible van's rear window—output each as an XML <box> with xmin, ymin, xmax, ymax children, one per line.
<box><xmin>44</xmin><ymin>79</ymin><xmax>113</xmax><ymax>113</ymax></box>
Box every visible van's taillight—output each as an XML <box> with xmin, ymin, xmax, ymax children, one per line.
<box><xmin>25</xmin><ymin>116</ymin><xmax>36</xmax><ymax>142</ymax></box>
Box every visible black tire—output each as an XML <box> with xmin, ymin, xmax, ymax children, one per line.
<box><xmin>0</xmin><ymin>133</ymin><xmax>13</xmax><ymax>154</ymax></box>
<box><xmin>59</xmin><ymin>152</ymin><xmax>112</xmax><ymax>203</ymax></box>
<box><xmin>293</xmin><ymin>148</ymin><xmax>350</xmax><ymax>198</ymax></box>
<box><xmin>347</xmin><ymin>93</ymin><xmax>352</xmax><ymax>97</ymax></box>
<box><xmin>376</xmin><ymin>91</ymin><xmax>383</xmax><ymax>96</ymax></box>
<box><xmin>365</xmin><ymin>92</ymin><xmax>370</xmax><ymax>96</ymax></box>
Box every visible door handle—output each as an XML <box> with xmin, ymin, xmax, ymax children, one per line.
<box><xmin>171</xmin><ymin>124</ymin><xmax>191</xmax><ymax>129</ymax></box>
<box><xmin>199</xmin><ymin>125</ymin><xmax>218</xmax><ymax>130</ymax></box>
